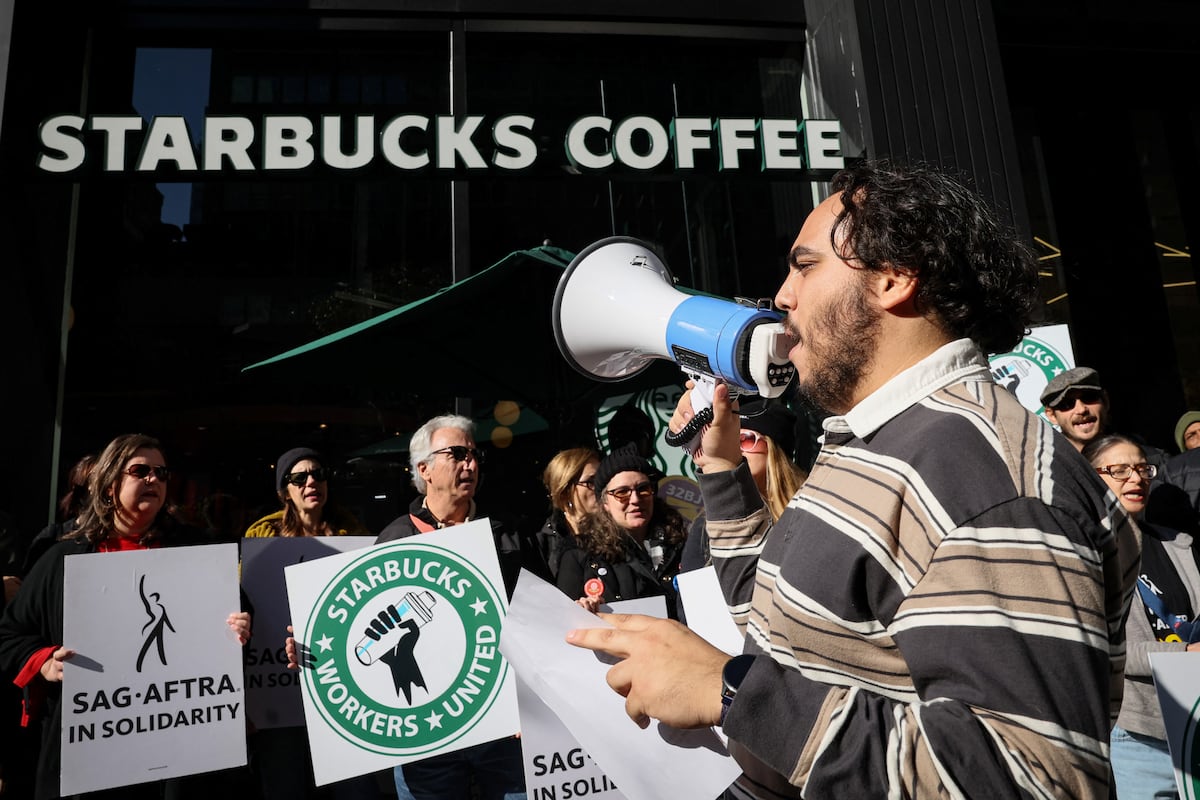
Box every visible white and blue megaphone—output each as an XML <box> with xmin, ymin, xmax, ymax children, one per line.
<box><xmin>552</xmin><ymin>236</ymin><xmax>795</xmax><ymax>451</ymax></box>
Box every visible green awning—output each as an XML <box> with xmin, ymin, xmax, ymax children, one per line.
<box><xmin>243</xmin><ymin>245</ymin><xmax>682</xmax><ymax>408</ymax></box>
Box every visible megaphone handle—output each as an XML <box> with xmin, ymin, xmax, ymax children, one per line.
<box><xmin>665</xmin><ymin>405</ymin><xmax>713</xmax><ymax>452</ymax></box>
<box><xmin>664</xmin><ymin>376</ymin><xmax>716</xmax><ymax>453</ymax></box>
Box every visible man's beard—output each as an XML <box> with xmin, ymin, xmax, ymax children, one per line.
<box><xmin>792</xmin><ymin>278</ymin><xmax>881</xmax><ymax>416</ymax></box>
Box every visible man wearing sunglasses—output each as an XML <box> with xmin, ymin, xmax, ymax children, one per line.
<box><xmin>1042</xmin><ymin>367</ymin><xmax>1171</xmax><ymax>485</ymax></box>
<box><xmin>567</xmin><ymin>160</ymin><xmax>1140</xmax><ymax>799</ymax></box>
<box><xmin>1040</xmin><ymin>366</ymin><xmax>1111</xmax><ymax>452</ymax></box>
<box><xmin>375</xmin><ymin>413</ymin><xmax>536</xmax><ymax>800</ymax></box>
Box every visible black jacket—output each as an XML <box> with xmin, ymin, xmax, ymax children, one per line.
<box><xmin>556</xmin><ymin>526</ymin><xmax>685</xmax><ymax>618</ymax></box>
<box><xmin>1148</xmin><ymin>448</ymin><xmax>1200</xmax><ymax>534</ymax></box>
<box><xmin>376</xmin><ymin>496</ymin><xmax>551</xmax><ymax>597</ymax></box>
<box><xmin>533</xmin><ymin>510</ymin><xmax>576</xmax><ymax>581</ymax></box>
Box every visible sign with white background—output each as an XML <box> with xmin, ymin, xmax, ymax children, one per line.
<box><xmin>286</xmin><ymin>522</ymin><xmax>518</xmax><ymax>785</ymax></box>
<box><xmin>241</xmin><ymin>535</ymin><xmax>375</xmax><ymax>729</ymax></box>
<box><xmin>61</xmin><ymin>543</ymin><xmax>246</xmax><ymax>795</ymax></box>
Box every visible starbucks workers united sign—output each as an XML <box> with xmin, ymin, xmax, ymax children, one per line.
<box><xmin>284</xmin><ymin>522</ymin><xmax>518</xmax><ymax>786</ymax></box>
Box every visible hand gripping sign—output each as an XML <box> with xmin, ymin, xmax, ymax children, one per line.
<box><xmin>241</xmin><ymin>536</ymin><xmax>376</xmax><ymax>729</ymax></box>
<box><xmin>285</xmin><ymin>521</ymin><xmax>518</xmax><ymax>786</ymax></box>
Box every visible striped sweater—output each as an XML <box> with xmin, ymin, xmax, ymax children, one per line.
<box><xmin>703</xmin><ymin>340</ymin><xmax>1140</xmax><ymax>800</ymax></box>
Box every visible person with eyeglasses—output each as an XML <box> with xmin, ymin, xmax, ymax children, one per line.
<box><xmin>243</xmin><ymin>447</ymin><xmax>374</xmax><ymax>800</ymax></box>
<box><xmin>0</xmin><ymin>433</ymin><xmax>252</xmax><ymax>800</ymax></box>
<box><xmin>535</xmin><ymin>447</ymin><xmax>601</xmax><ymax>581</ymax></box>
<box><xmin>1083</xmin><ymin>433</ymin><xmax>1200</xmax><ymax>799</ymax></box>
<box><xmin>1040</xmin><ymin>367</ymin><xmax>1111</xmax><ymax>452</ymax></box>
<box><xmin>375</xmin><ymin>413</ymin><xmax>532</xmax><ymax>800</ymax></box>
<box><xmin>556</xmin><ymin>444</ymin><xmax>689</xmax><ymax>617</ymax></box>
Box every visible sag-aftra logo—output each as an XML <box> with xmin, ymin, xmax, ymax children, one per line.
<box><xmin>301</xmin><ymin>543</ymin><xmax>507</xmax><ymax>756</ymax></box>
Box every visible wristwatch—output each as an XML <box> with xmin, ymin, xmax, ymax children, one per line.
<box><xmin>720</xmin><ymin>654</ymin><xmax>755</xmax><ymax>726</ymax></box>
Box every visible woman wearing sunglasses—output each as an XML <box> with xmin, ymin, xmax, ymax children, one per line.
<box><xmin>556</xmin><ymin>444</ymin><xmax>689</xmax><ymax>617</ymax></box>
<box><xmin>1083</xmin><ymin>434</ymin><xmax>1200</xmax><ymax>800</ymax></box>
<box><xmin>243</xmin><ymin>447</ymin><xmax>373</xmax><ymax>800</ymax></box>
<box><xmin>0</xmin><ymin>433</ymin><xmax>251</xmax><ymax>800</ymax></box>
<box><xmin>244</xmin><ymin>447</ymin><xmax>368</xmax><ymax>539</ymax></box>
<box><xmin>536</xmin><ymin>447</ymin><xmax>601</xmax><ymax>580</ymax></box>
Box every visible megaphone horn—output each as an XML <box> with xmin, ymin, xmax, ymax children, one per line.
<box><xmin>552</xmin><ymin>236</ymin><xmax>795</xmax><ymax>449</ymax></box>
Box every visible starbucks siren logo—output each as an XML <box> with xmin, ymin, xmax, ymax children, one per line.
<box><xmin>987</xmin><ymin>334</ymin><xmax>1072</xmax><ymax>420</ymax></box>
<box><xmin>302</xmin><ymin>543</ymin><xmax>507</xmax><ymax>756</ymax></box>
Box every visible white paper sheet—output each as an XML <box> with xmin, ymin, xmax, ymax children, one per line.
<box><xmin>676</xmin><ymin>566</ymin><xmax>743</xmax><ymax>657</ymax></box>
<box><xmin>1150</xmin><ymin>651</ymin><xmax>1200</xmax><ymax>797</ymax></box>
<box><xmin>500</xmin><ymin>570</ymin><xmax>741</xmax><ymax>800</ymax></box>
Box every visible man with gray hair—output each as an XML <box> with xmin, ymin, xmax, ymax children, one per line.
<box><xmin>378</xmin><ymin>411</ymin><xmax>549</xmax><ymax>592</ymax></box>
<box><xmin>379</xmin><ymin>414</ymin><xmax>484</xmax><ymax>531</ymax></box>
<box><xmin>375</xmin><ymin>412</ymin><xmax>536</xmax><ymax>800</ymax></box>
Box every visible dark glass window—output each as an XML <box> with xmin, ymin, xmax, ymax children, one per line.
<box><xmin>57</xmin><ymin>32</ymin><xmax>453</xmax><ymax>530</ymax></box>
<box><xmin>463</xmin><ymin>31</ymin><xmax>815</xmax><ymax>303</ymax></box>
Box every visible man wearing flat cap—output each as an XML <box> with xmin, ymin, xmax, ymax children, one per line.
<box><xmin>1041</xmin><ymin>367</ymin><xmax>1170</xmax><ymax>476</ymax></box>
<box><xmin>1041</xmin><ymin>366</ymin><xmax>1110</xmax><ymax>452</ymax></box>
<box><xmin>1148</xmin><ymin>412</ymin><xmax>1200</xmax><ymax>535</ymax></box>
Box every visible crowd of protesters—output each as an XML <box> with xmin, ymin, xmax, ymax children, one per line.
<box><xmin>2</xmin><ymin>160</ymin><xmax>1200</xmax><ymax>800</ymax></box>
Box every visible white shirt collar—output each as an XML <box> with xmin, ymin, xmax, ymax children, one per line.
<box><xmin>823</xmin><ymin>339</ymin><xmax>992</xmax><ymax>440</ymax></box>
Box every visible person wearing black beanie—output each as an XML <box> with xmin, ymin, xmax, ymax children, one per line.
<box><xmin>243</xmin><ymin>447</ymin><xmax>372</xmax><ymax>800</ymax></box>
<box><xmin>556</xmin><ymin>444</ymin><xmax>687</xmax><ymax>617</ymax></box>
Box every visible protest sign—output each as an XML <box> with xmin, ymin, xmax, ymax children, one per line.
<box><xmin>516</xmin><ymin>595</ymin><xmax>664</xmax><ymax>800</ymax></box>
<box><xmin>517</xmin><ymin>677</ymin><xmax>624</xmax><ymax>800</ymax></box>
<box><xmin>501</xmin><ymin>570</ymin><xmax>741</xmax><ymax>800</ymax></box>
<box><xmin>285</xmin><ymin>520</ymin><xmax>518</xmax><ymax>785</ymax></box>
<box><xmin>61</xmin><ymin>543</ymin><xmax>246</xmax><ymax>795</ymax></box>
<box><xmin>241</xmin><ymin>535</ymin><xmax>375</xmax><ymax>728</ymax></box>
<box><xmin>1151</xmin><ymin>652</ymin><xmax>1200</xmax><ymax>797</ymax></box>
<box><xmin>986</xmin><ymin>323</ymin><xmax>1077</xmax><ymax>420</ymax></box>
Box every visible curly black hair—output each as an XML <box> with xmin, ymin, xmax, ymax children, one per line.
<box><xmin>830</xmin><ymin>160</ymin><xmax>1038</xmax><ymax>355</ymax></box>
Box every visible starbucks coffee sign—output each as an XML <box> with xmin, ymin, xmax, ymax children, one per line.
<box><xmin>35</xmin><ymin>112</ymin><xmax>843</xmax><ymax>176</ymax></box>
<box><xmin>284</xmin><ymin>522</ymin><xmax>518</xmax><ymax>785</ymax></box>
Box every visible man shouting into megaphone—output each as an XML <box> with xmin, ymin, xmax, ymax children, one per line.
<box><xmin>567</xmin><ymin>159</ymin><xmax>1139</xmax><ymax>800</ymax></box>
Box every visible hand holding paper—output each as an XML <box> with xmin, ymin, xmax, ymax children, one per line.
<box><xmin>566</xmin><ymin>614</ymin><xmax>728</xmax><ymax>730</ymax></box>
<box><xmin>501</xmin><ymin>570</ymin><xmax>740</xmax><ymax>800</ymax></box>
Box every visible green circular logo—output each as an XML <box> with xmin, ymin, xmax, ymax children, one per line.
<box><xmin>987</xmin><ymin>334</ymin><xmax>1071</xmax><ymax>419</ymax></box>
<box><xmin>302</xmin><ymin>542</ymin><xmax>507</xmax><ymax>756</ymax></box>
<box><xmin>1182</xmin><ymin>694</ymin><xmax>1200</xmax><ymax>798</ymax></box>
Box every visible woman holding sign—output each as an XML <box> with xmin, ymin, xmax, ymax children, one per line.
<box><xmin>243</xmin><ymin>447</ymin><xmax>379</xmax><ymax>800</ymax></box>
<box><xmin>0</xmin><ymin>433</ymin><xmax>251</xmax><ymax>800</ymax></box>
<box><xmin>1084</xmin><ymin>434</ymin><xmax>1200</xmax><ymax>799</ymax></box>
